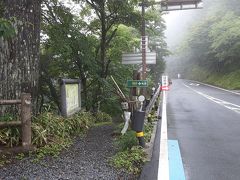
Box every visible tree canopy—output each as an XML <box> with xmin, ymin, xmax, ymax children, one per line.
<box><xmin>174</xmin><ymin>0</ymin><xmax>240</xmax><ymax>81</ymax></box>
<box><xmin>38</xmin><ymin>0</ymin><xmax>168</xmax><ymax>114</ymax></box>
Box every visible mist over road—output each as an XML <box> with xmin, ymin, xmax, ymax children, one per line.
<box><xmin>168</xmin><ymin>79</ymin><xmax>240</xmax><ymax>180</ymax></box>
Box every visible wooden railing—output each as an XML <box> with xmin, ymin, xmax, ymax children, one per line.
<box><xmin>0</xmin><ymin>93</ymin><xmax>32</xmax><ymax>149</ymax></box>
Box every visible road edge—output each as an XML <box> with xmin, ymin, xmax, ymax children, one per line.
<box><xmin>190</xmin><ymin>80</ymin><xmax>240</xmax><ymax>95</ymax></box>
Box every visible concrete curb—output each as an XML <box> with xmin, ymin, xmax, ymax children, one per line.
<box><xmin>144</xmin><ymin>93</ymin><xmax>162</xmax><ymax>161</ymax></box>
<box><xmin>145</xmin><ymin>121</ymin><xmax>158</xmax><ymax>161</ymax></box>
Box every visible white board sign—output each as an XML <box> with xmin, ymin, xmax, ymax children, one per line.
<box><xmin>122</xmin><ymin>52</ymin><xmax>156</xmax><ymax>64</ymax></box>
<box><xmin>161</xmin><ymin>75</ymin><xmax>169</xmax><ymax>91</ymax></box>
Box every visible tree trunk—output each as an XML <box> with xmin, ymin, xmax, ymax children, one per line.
<box><xmin>0</xmin><ymin>0</ymin><xmax>41</xmax><ymax>115</ymax></box>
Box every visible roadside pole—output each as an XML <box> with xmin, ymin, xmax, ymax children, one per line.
<box><xmin>141</xmin><ymin>0</ymin><xmax>147</xmax><ymax>81</ymax></box>
<box><xmin>135</xmin><ymin>0</ymin><xmax>147</xmax><ymax>148</ymax></box>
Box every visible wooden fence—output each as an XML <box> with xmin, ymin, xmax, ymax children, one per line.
<box><xmin>0</xmin><ymin>93</ymin><xmax>32</xmax><ymax>149</ymax></box>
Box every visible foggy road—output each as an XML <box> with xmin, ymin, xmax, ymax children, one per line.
<box><xmin>168</xmin><ymin>79</ymin><xmax>240</xmax><ymax>180</ymax></box>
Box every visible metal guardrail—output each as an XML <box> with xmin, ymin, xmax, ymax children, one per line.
<box><xmin>145</xmin><ymin>86</ymin><xmax>161</xmax><ymax>117</ymax></box>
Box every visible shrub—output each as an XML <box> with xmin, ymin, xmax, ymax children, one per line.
<box><xmin>116</xmin><ymin>130</ymin><xmax>138</xmax><ymax>151</ymax></box>
<box><xmin>95</xmin><ymin>112</ymin><xmax>112</xmax><ymax>123</ymax></box>
<box><xmin>110</xmin><ymin>146</ymin><xmax>146</xmax><ymax>174</ymax></box>
<box><xmin>32</xmin><ymin>111</ymin><xmax>96</xmax><ymax>147</ymax></box>
<box><xmin>0</xmin><ymin>127</ymin><xmax>20</xmax><ymax>147</ymax></box>
<box><xmin>144</xmin><ymin>123</ymin><xmax>154</xmax><ymax>143</ymax></box>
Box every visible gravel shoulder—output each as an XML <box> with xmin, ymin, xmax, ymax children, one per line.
<box><xmin>0</xmin><ymin>124</ymin><xmax>137</xmax><ymax>180</ymax></box>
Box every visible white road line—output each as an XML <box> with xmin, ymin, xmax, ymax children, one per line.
<box><xmin>191</xmin><ymin>80</ymin><xmax>240</xmax><ymax>96</ymax></box>
<box><xmin>184</xmin><ymin>84</ymin><xmax>240</xmax><ymax>114</ymax></box>
<box><xmin>158</xmin><ymin>91</ymin><xmax>169</xmax><ymax>180</ymax></box>
<box><xmin>189</xmin><ymin>83</ymin><xmax>200</xmax><ymax>86</ymax></box>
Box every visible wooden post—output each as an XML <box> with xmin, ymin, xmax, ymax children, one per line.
<box><xmin>21</xmin><ymin>93</ymin><xmax>32</xmax><ymax>149</ymax></box>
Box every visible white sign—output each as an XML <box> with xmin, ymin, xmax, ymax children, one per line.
<box><xmin>138</xmin><ymin>95</ymin><xmax>145</xmax><ymax>102</ymax></box>
<box><xmin>161</xmin><ymin>75</ymin><xmax>169</xmax><ymax>91</ymax></box>
<box><xmin>66</xmin><ymin>84</ymin><xmax>79</xmax><ymax>115</ymax></box>
<box><xmin>60</xmin><ymin>79</ymin><xmax>81</xmax><ymax>117</ymax></box>
<box><xmin>141</xmin><ymin>36</ymin><xmax>150</xmax><ymax>52</ymax></box>
<box><xmin>162</xmin><ymin>76</ymin><xmax>169</xmax><ymax>87</ymax></box>
<box><xmin>122</xmin><ymin>52</ymin><xmax>156</xmax><ymax>64</ymax></box>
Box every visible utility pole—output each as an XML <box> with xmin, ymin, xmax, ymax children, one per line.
<box><xmin>141</xmin><ymin>0</ymin><xmax>147</xmax><ymax>81</ymax></box>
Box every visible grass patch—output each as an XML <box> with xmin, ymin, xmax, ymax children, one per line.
<box><xmin>110</xmin><ymin>146</ymin><xmax>146</xmax><ymax>174</ymax></box>
<box><xmin>206</xmin><ymin>70</ymin><xmax>240</xmax><ymax>90</ymax></box>
<box><xmin>0</xmin><ymin>154</ymin><xmax>10</xmax><ymax>167</ymax></box>
<box><xmin>110</xmin><ymin>118</ymin><xmax>156</xmax><ymax>174</ymax></box>
<box><xmin>95</xmin><ymin>112</ymin><xmax>112</xmax><ymax>123</ymax></box>
<box><xmin>32</xmin><ymin>137</ymin><xmax>72</xmax><ymax>163</ymax></box>
<box><xmin>0</xmin><ymin>111</ymin><xmax>97</xmax><ymax>164</ymax></box>
<box><xmin>144</xmin><ymin>123</ymin><xmax>154</xmax><ymax>143</ymax></box>
<box><xmin>116</xmin><ymin>130</ymin><xmax>138</xmax><ymax>151</ymax></box>
<box><xmin>31</xmin><ymin>111</ymin><xmax>95</xmax><ymax>147</ymax></box>
<box><xmin>187</xmin><ymin>65</ymin><xmax>240</xmax><ymax>90</ymax></box>
<box><xmin>93</xmin><ymin>121</ymin><xmax>112</xmax><ymax>127</ymax></box>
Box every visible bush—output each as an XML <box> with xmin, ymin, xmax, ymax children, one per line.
<box><xmin>144</xmin><ymin>123</ymin><xmax>154</xmax><ymax>143</ymax></box>
<box><xmin>32</xmin><ymin>111</ymin><xmax>96</xmax><ymax>147</ymax></box>
<box><xmin>110</xmin><ymin>146</ymin><xmax>146</xmax><ymax>174</ymax></box>
<box><xmin>0</xmin><ymin>114</ymin><xmax>20</xmax><ymax>147</ymax></box>
<box><xmin>95</xmin><ymin>112</ymin><xmax>112</xmax><ymax>123</ymax></box>
<box><xmin>0</xmin><ymin>127</ymin><xmax>20</xmax><ymax>147</ymax></box>
<box><xmin>116</xmin><ymin>130</ymin><xmax>138</xmax><ymax>151</ymax></box>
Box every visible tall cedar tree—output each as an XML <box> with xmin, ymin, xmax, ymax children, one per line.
<box><xmin>0</xmin><ymin>0</ymin><xmax>41</xmax><ymax>114</ymax></box>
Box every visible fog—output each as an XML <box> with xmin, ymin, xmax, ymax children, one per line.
<box><xmin>163</xmin><ymin>9</ymin><xmax>202</xmax><ymax>78</ymax></box>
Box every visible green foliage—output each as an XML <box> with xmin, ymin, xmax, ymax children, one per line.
<box><xmin>176</xmin><ymin>0</ymin><xmax>240</xmax><ymax>83</ymax></box>
<box><xmin>0</xmin><ymin>127</ymin><xmax>20</xmax><ymax>147</ymax></box>
<box><xmin>33</xmin><ymin>138</ymin><xmax>72</xmax><ymax>162</ymax></box>
<box><xmin>0</xmin><ymin>154</ymin><xmax>10</xmax><ymax>167</ymax></box>
<box><xmin>15</xmin><ymin>153</ymin><xmax>25</xmax><ymax>160</ymax></box>
<box><xmin>32</xmin><ymin>111</ymin><xmax>95</xmax><ymax>147</ymax></box>
<box><xmin>207</xmin><ymin>12</ymin><xmax>240</xmax><ymax>64</ymax></box>
<box><xmin>95</xmin><ymin>112</ymin><xmax>112</xmax><ymax>123</ymax></box>
<box><xmin>0</xmin><ymin>18</ymin><xmax>16</xmax><ymax>38</ymax></box>
<box><xmin>40</xmin><ymin>0</ymin><xmax>167</xmax><ymax>113</ymax></box>
<box><xmin>0</xmin><ymin>114</ymin><xmax>17</xmax><ymax>122</ymax></box>
<box><xmin>94</xmin><ymin>121</ymin><xmax>112</xmax><ymax>127</ymax></box>
<box><xmin>144</xmin><ymin>123</ymin><xmax>154</xmax><ymax>143</ymax></box>
<box><xmin>206</xmin><ymin>70</ymin><xmax>240</xmax><ymax>90</ymax></box>
<box><xmin>116</xmin><ymin>130</ymin><xmax>138</xmax><ymax>151</ymax></box>
<box><xmin>110</xmin><ymin>146</ymin><xmax>146</xmax><ymax>174</ymax></box>
<box><xmin>0</xmin><ymin>110</ymin><xmax>95</xmax><ymax>148</ymax></box>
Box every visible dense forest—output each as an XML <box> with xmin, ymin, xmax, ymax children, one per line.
<box><xmin>169</xmin><ymin>0</ymin><xmax>240</xmax><ymax>89</ymax></box>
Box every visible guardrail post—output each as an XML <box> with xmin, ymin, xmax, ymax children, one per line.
<box><xmin>21</xmin><ymin>93</ymin><xmax>32</xmax><ymax>148</ymax></box>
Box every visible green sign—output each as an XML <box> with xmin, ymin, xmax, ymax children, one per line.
<box><xmin>127</xmin><ymin>80</ymin><xmax>148</xmax><ymax>87</ymax></box>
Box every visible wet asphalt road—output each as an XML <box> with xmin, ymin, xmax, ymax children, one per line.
<box><xmin>168</xmin><ymin>79</ymin><xmax>240</xmax><ymax>180</ymax></box>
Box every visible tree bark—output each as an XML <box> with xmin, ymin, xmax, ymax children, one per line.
<box><xmin>0</xmin><ymin>0</ymin><xmax>41</xmax><ymax>115</ymax></box>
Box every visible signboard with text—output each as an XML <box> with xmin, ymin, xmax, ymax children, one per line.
<box><xmin>127</xmin><ymin>80</ymin><xmax>148</xmax><ymax>88</ymax></box>
<box><xmin>122</xmin><ymin>52</ymin><xmax>156</xmax><ymax>64</ymax></box>
<box><xmin>161</xmin><ymin>76</ymin><xmax>169</xmax><ymax>91</ymax></box>
<box><xmin>60</xmin><ymin>79</ymin><xmax>81</xmax><ymax>117</ymax></box>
